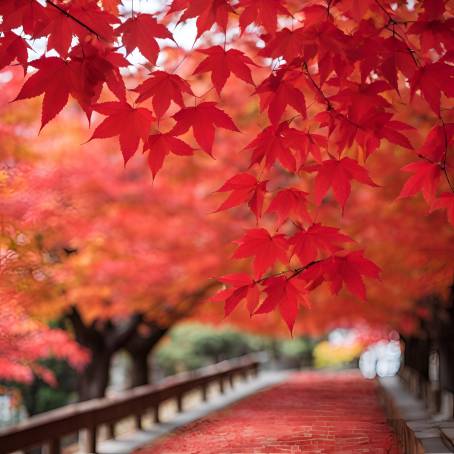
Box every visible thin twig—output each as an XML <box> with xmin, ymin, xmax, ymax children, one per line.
<box><xmin>254</xmin><ymin>260</ymin><xmax>322</xmax><ymax>284</ymax></box>
<box><xmin>303</xmin><ymin>61</ymin><xmax>364</xmax><ymax>131</ymax></box>
<box><xmin>46</xmin><ymin>0</ymin><xmax>102</xmax><ymax>40</ymax></box>
<box><xmin>440</xmin><ymin>117</ymin><xmax>454</xmax><ymax>193</ymax></box>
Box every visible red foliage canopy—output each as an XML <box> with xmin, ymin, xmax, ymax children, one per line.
<box><xmin>1</xmin><ymin>0</ymin><xmax>453</xmax><ymax>334</ymax></box>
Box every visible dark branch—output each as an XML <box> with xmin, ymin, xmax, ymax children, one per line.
<box><xmin>108</xmin><ymin>313</ymin><xmax>143</xmax><ymax>352</ymax></box>
<box><xmin>45</xmin><ymin>0</ymin><xmax>102</xmax><ymax>40</ymax></box>
<box><xmin>125</xmin><ymin>320</ymin><xmax>169</xmax><ymax>354</ymax></box>
<box><xmin>65</xmin><ymin>305</ymin><xmax>101</xmax><ymax>348</ymax></box>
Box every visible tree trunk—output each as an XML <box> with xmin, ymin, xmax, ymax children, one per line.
<box><xmin>439</xmin><ymin>339</ymin><xmax>454</xmax><ymax>392</ymax></box>
<box><xmin>129</xmin><ymin>350</ymin><xmax>150</xmax><ymax>388</ymax></box>
<box><xmin>434</xmin><ymin>285</ymin><xmax>454</xmax><ymax>392</ymax></box>
<box><xmin>77</xmin><ymin>349</ymin><xmax>112</xmax><ymax>401</ymax></box>
<box><xmin>125</xmin><ymin>322</ymin><xmax>168</xmax><ymax>388</ymax></box>
<box><xmin>124</xmin><ymin>284</ymin><xmax>216</xmax><ymax>387</ymax></box>
<box><xmin>23</xmin><ymin>380</ymin><xmax>39</xmax><ymax>416</ymax></box>
<box><xmin>65</xmin><ymin>306</ymin><xmax>143</xmax><ymax>400</ymax></box>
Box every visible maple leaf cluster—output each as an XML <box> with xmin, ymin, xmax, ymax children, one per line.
<box><xmin>1</xmin><ymin>0</ymin><xmax>453</xmax><ymax>332</ymax></box>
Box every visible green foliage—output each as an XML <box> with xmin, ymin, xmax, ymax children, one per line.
<box><xmin>155</xmin><ymin>323</ymin><xmax>271</xmax><ymax>376</ymax></box>
<box><xmin>154</xmin><ymin>323</ymin><xmax>316</xmax><ymax>375</ymax></box>
<box><xmin>279</xmin><ymin>337</ymin><xmax>315</xmax><ymax>367</ymax></box>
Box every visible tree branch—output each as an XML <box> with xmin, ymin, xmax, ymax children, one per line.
<box><xmin>125</xmin><ymin>320</ymin><xmax>169</xmax><ymax>353</ymax></box>
<box><xmin>440</xmin><ymin>118</ymin><xmax>454</xmax><ymax>193</ymax></box>
<box><xmin>65</xmin><ymin>305</ymin><xmax>101</xmax><ymax>348</ymax></box>
<box><xmin>108</xmin><ymin>312</ymin><xmax>143</xmax><ymax>352</ymax></box>
<box><xmin>45</xmin><ymin>0</ymin><xmax>102</xmax><ymax>40</ymax></box>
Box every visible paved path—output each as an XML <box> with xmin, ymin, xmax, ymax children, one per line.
<box><xmin>135</xmin><ymin>371</ymin><xmax>401</xmax><ymax>454</ymax></box>
<box><xmin>95</xmin><ymin>371</ymin><xmax>290</xmax><ymax>454</ymax></box>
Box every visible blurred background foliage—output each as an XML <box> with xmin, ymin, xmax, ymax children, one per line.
<box><xmin>153</xmin><ymin>322</ymin><xmax>318</xmax><ymax>377</ymax></box>
<box><xmin>313</xmin><ymin>341</ymin><xmax>362</xmax><ymax>369</ymax></box>
<box><xmin>0</xmin><ymin>321</ymin><xmax>367</xmax><ymax>423</ymax></box>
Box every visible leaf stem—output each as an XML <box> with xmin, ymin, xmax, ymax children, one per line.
<box><xmin>254</xmin><ymin>260</ymin><xmax>321</xmax><ymax>284</ymax></box>
<box><xmin>440</xmin><ymin>117</ymin><xmax>454</xmax><ymax>193</ymax></box>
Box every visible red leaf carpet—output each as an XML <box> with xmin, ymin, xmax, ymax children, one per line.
<box><xmin>135</xmin><ymin>371</ymin><xmax>401</xmax><ymax>453</ymax></box>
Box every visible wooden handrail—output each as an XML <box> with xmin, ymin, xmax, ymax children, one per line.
<box><xmin>0</xmin><ymin>354</ymin><xmax>262</xmax><ymax>453</ymax></box>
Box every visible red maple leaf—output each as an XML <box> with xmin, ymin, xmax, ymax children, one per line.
<box><xmin>238</xmin><ymin>0</ymin><xmax>291</xmax><ymax>34</ymax></box>
<box><xmin>379</xmin><ymin>36</ymin><xmax>417</xmax><ymax>91</ymax></box>
<box><xmin>417</xmin><ymin>123</ymin><xmax>454</xmax><ymax>162</ymax></box>
<box><xmin>14</xmin><ymin>57</ymin><xmax>71</xmax><ymax>130</ymax></box>
<box><xmin>0</xmin><ymin>32</ymin><xmax>29</xmax><ymax>74</ymax></box>
<box><xmin>167</xmin><ymin>0</ymin><xmax>235</xmax><ymax>38</ymax></box>
<box><xmin>43</xmin><ymin>0</ymin><xmax>119</xmax><ymax>58</ymax></box>
<box><xmin>311</xmin><ymin>157</ymin><xmax>378</xmax><ymax>209</ymax></box>
<box><xmin>289</xmin><ymin>223</ymin><xmax>353</xmax><ymax>266</ymax></box>
<box><xmin>145</xmin><ymin>132</ymin><xmax>194</xmax><ymax>178</ymax></box>
<box><xmin>193</xmin><ymin>46</ymin><xmax>257</xmax><ymax>94</ymax></box>
<box><xmin>408</xmin><ymin>0</ymin><xmax>454</xmax><ymax>54</ymax></box>
<box><xmin>266</xmin><ymin>188</ymin><xmax>311</xmax><ymax>227</ymax></box>
<box><xmin>326</xmin><ymin>251</ymin><xmax>381</xmax><ymax>301</ymax></box>
<box><xmin>67</xmin><ymin>42</ymin><xmax>128</xmax><ymax>118</ymax></box>
<box><xmin>432</xmin><ymin>192</ymin><xmax>454</xmax><ymax>227</ymax></box>
<box><xmin>317</xmin><ymin>110</ymin><xmax>413</xmax><ymax>159</ymax></box>
<box><xmin>255</xmin><ymin>276</ymin><xmax>310</xmax><ymax>333</ymax></box>
<box><xmin>215</xmin><ymin>173</ymin><xmax>268</xmax><ymax>220</ymax></box>
<box><xmin>291</xmin><ymin>130</ymin><xmax>327</xmax><ymax>164</ymax></box>
<box><xmin>134</xmin><ymin>71</ymin><xmax>193</xmax><ymax>118</ymax></box>
<box><xmin>117</xmin><ymin>14</ymin><xmax>173</xmax><ymax>65</ymax></box>
<box><xmin>233</xmin><ymin>228</ymin><xmax>288</xmax><ymax>278</ymax></box>
<box><xmin>0</xmin><ymin>0</ymin><xmax>48</xmax><ymax>37</ymax></box>
<box><xmin>245</xmin><ymin>122</ymin><xmax>323</xmax><ymax>171</ymax></box>
<box><xmin>90</xmin><ymin>102</ymin><xmax>154</xmax><ymax>164</ymax></box>
<box><xmin>329</xmin><ymin>80</ymin><xmax>391</xmax><ymax>125</ymax></box>
<box><xmin>410</xmin><ymin>60</ymin><xmax>454</xmax><ymax>114</ymax></box>
<box><xmin>170</xmin><ymin>102</ymin><xmax>239</xmax><ymax>154</ymax></box>
<box><xmin>14</xmin><ymin>43</ymin><xmax>129</xmax><ymax>130</ymax></box>
<box><xmin>398</xmin><ymin>161</ymin><xmax>441</xmax><ymax>204</ymax></box>
<box><xmin>335</xmin><ymin>0</ymin><xmax>377</xmax><ymax>21</ymax></box>
<box><xmin>377</xmin><ymin>117</ymin><xmax>414</xmax><ymax>152</ymax></box>
<box><xmin>256</xmin><ymin>69</ymin><xmax>306</xmax><ymax>125</ymax></box>
<box><xmin>245</xmin><ymin>123</ymin><xmax>297</xmax><ymax>171</ymax></box>
<box><xmin>300</xmin><ymin>251</ymin><xmax>380</xmax><ymax>300</ymax></box>
<box><xmin>212</xmin><ymin>273</ymin><xmax>259</xmax><ymax>316</ymax></box>
<box><xmin>299</xmin><ymin>5</ymin><xmax>352</xmax><ymax>84</ymax></box>
<box><xmin>259</xmin><ymin>27</ymin><xmax>305</xmax><ymax>63</ymax></box>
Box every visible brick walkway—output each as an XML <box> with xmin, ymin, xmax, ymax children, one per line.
<box><xmin>135</xmin><ymin>371</ymin><xmax>401</xmax><ymax>454</ymax></box>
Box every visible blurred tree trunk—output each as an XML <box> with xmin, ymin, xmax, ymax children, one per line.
<box><xmin>124</xmin><ymin>284</ymin><xmax>217</xmax><ymax>387</ymax></box>
<box><xmin>125</xmin><ymin>322</ymin><xmax>168</xmax><ymax>387</ymax></box>
<box><xmin>402</xmin><ymin>296</ymin><xmax>437</xmax><ymax>382</ymax></box>
<box><xmin>437</xmin><ymin>284</ymin><xmax>454</xmax><ymax>392</ymax></box>
<box><xmin>65</xmin><ymin>306</ymin><xmax>142</xmax><ymax>400</ymax></box>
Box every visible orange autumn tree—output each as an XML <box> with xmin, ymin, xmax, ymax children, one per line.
<box><xmin>0</xmin><ymin>70</ymin><xmax>245</xmax><ymax>397</ymax></box>
<box><xmin>1</xmin><ymin>0</ymin><xmax>453</xmax><ymax>388</ymax></box>
<box><xmin>0</xmin><ymin>74</ymin><xmax>89</xmax><ymax>387</ymax></box>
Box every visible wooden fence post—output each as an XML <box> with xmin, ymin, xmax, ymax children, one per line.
<box><xmin>48</xmin><ymin>438</ymin><xmax>60</xmax><ymax>454</ymax></box>
<box><xmin>135</xmin><ymin>413</ymin><xmax>143</xmax><ymax>430</ymax></box>
<box><xmin>177</xmin><ymin>394</ymin><xmax>184</xmax><ymax>412</ymax></box>
<box><xmin>86</xmin><ymin>426</ymin><xmax>97</xmax><ymax>454</ymax></box>
<box><xmin>201</xmin><ymin>385</ymin><xmax>208</xmax><ymax>402</ymax></box>
<box><xmin>107</xmin><ymin>422</ymin><xmax>115</xmax><ymax>439</ymax></box>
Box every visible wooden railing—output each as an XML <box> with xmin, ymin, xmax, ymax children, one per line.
<box><xmin>0</xmin><ymin>354</ymin><xmax>261</xmax><ymax>454</ymax></box>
